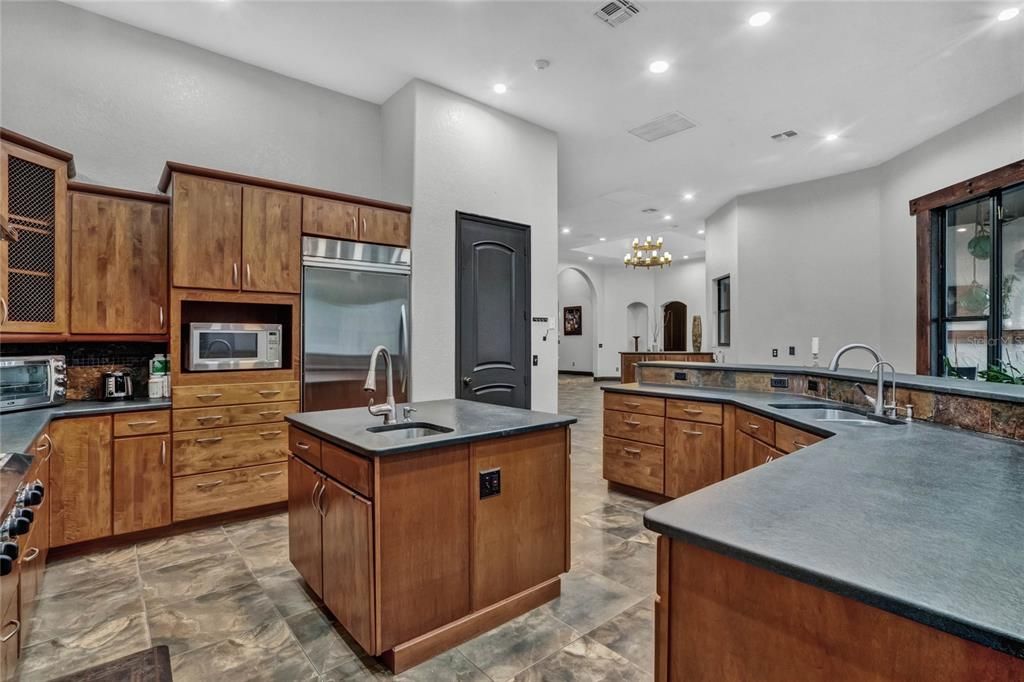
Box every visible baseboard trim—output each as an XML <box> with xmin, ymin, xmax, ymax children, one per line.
<box><xmin>593</xmin><ymin>375</ymin><xmax>620</xmax><ymax>382</ymax></box>
<box><xmin>558</xmin><ymin>370</ymin><xmax>593</xmax><ymax>376</ymax></box>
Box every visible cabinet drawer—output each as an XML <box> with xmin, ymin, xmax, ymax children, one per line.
<box><xmin>736</xmin><ymin>408</ymin><xmax>775</xmax><ymax>445</ymax></box>
<box><xmin>113</xmin><ymin>410</ymin><xmax>170</xmax><ymax>437</ymax></box>
<box><xmin>174</xmin><ymin>401</ymin><xmax>298</xmax><ymax>432</ymax></box>
<box><xmin>604</xmin><ymin>392</ymin><xmax>665</xmax><ymax>417</ymax></box>
<box><xmin>172</xmin><ymin>381</ymin><xmax>300</xmax><ymax>408</ymax></box>
<box><xmin>666</xmin><ymin>400</ymin><xmax>723</xmax><ymax>425</ymax></box>
<box><xmin>173</xmin><ymin>462</ymin><xmax>287</xmax><ymax>521</ymax></box>
<box><xmin>323</xmin><ymin>442</ymin><xmax>372</xmax><ymax>499</ymax></box>
<box><xmin>775</xmin><ymin>422</ymin><xmax>823</xmax><ymax>454</ymax></box>
<box><xmin>173</xmin><ymin>423</ymin><xmax>288</xmax><ymax>476</ymax></box>
<box><xmin>603</xmin><ymin>409</ymin><xmax>664</xmax><ymax>445</ymax></box>
<box><xmin>289</xmin><ymin>426</ymin><xmax>322</xmax><ymax>468</ymax></box>
<box><xmin>603</xmin><ymin>436</ymin><xmax>664</xmax><ymax>494</ymax></box>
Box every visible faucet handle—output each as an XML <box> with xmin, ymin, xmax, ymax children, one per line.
<box><xmin>402</xmin><ymin>406</ymin><xmax>417</xmax><ymax>422</ymax></box>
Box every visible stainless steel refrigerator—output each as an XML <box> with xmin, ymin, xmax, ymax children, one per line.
<box><xmin>301</xmin><ymin>236</ymin><xmax>410</xmax><ymax>412</ymax></box>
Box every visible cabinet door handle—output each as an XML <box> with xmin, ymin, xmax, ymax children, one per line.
<box><xmin>0</xmin><ymin>620</ymin><xmax>20</xmax><ymax>643</ymax></box>
<box><xmin>351</xmin><ymin>215</ymin><xmax>357</xmax><ymax>233</ymax></box>
<box><xmin>196</xmin><ymin>480</ymin><xmax>224</xmax><ymax>490</ymax></box>
<box><xmin>195</xmin><ymin>436</ymin><xmax>224</xmax><ymax>444</ymax></box>
<box><xmin>160</xmin><ymin>440</ymin><xmax>167</xmax><ymax>466</ymax></box>
<box><xmin>622</xmin><ymin>447</ymin><xmax>642</xmax><ymax>458</ymax></box>
<box><xmin>21</xmin><ymin>547</ymin><xmax>40</xmax><ymax>562</ymax></box>
<box><xmin>361</xmin><ymin>217</ymin><xmax>367</xmax><ymax>233</ymax></box>
<box><xmin>41</xmin><ymin>433</ymin><xmax>53</xmax><ymax>462</ymax></box>
<box><xmin>232</xmin><ymin>262</ymin><xmax>239</xmax><ymax>286</ymax></box>
<box><xmin>258</xmin><ymin>471</ymin><xmax>283</xmax><ymax>479</ymax></box>
<box><xmin>747</xmin><ymin>423</ymin><xmax>761</xmax><ymax>431</ymax></box>
<box><xmin>127</xmin><ymin>420</ymin><xmax>158</xmax><ymax>427</ymax></box>
<box><xmin>258</xmin><ymin>389</ymin><xmax>281</xmax><ymax>397</ymax></box>
<box><xmin>764</xmin><ymin>455</ymin><xmax>775</xmax><ymax>464</ymax></box>
<box><xmin>294</xmin><ymin>442</ymin><xmax>311</xmax><ymax>451</ymax></box>
<box><xmin>259</xmin><ymin>410</ymin><xmax>281</xmax><ymax>418</ymax></box>
<box><xmin>317</xmin><ymin>483</ymin><xmax>328</xmax><ymax>517</ymax></box>
<box><xmin>0</xmin><ymin>297</ymin><xmax>8</xmax><ymax>325</ymax></box>
<box><xmin>159</xmin><ymin>305</ymin><xmax>165</xmax><ymax>329</ymax></box>
<box><xmin>623</xmin><ymin>401</ymin><xmax>641</xmax><ymax>408</ymax></box>
<box><xmin>195</xmin><ymin>415</ymin><xmax>223</xmax><ymax>423</ymax></box>
<box><xmin>793</xmin><ymin>441</ymin><xmax>809</xmax><ymax>449</ymax></box>
<box><xmin>246</xmin><ymin>263</ymin><xmax>251</xmax><ymax>287</ymax></box>
<box><xmin>682</xmin><ymin>429</ymin><xmax>704</xmax><ymax>436</ymax></box>
<box><xmin>259</xmin><ymin>430</ymin><xmax>282</xmax><ymax>438</ymax></box>
<box><xmin>623</xmin><ymin>419</ymin><xmax>641</xmax><ymax>426</ymax></box>
<box><xmin>311</xmin><ymin>479</ymin><xmax>322</xmax><ymax>514</ymax></box>
<box><xmin>196</xmin><ymin>393</ymin><xmax>223</xmax><ymax>400</ymax></box>
<box><xmin>682</xmin><ymin>408</ymin><xmax>704</xmax><ymax>415</ymax></box>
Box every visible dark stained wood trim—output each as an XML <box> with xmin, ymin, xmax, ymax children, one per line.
<box><xmin>1</xmin><ymin>127</ymin><xmax>76</xmax><ymax>177</ymax></box>
<box><xmin>0</xmin><ymin>333</ymin><xmax>169</xmax><ymax>344</ymax></box>
<box><xmin>916</xmin><ymin>211</ymin><xmax>933</xmax><ymax>375</ymax></box>
<box><xmin>608</xmin><ymin>480</ymin><xmax>672</xmax><ymax>505</ymax></box>
<box><xmin>158</xmin><ymin>161</ymin><xmax>412</xmax><ymax>214</ymax></box>
<box><xmin>909</xmin><ymin>158</ymin><xmax>1024</xmax><ymax>215</ymax></box>
<box><xmin>68</xmin><ymin>181</ymin><xmax>170</xmax><ymax>204</ymax></box>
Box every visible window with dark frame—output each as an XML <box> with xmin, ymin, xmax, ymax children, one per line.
<box><xmin>716</xmin><ymin>275</ymin><xmax>731</xmax><ymax>347</ymax></box>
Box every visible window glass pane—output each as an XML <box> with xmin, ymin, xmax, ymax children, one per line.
<box><xmin>719</xmin><ymin>311</ymin><xmax>730</xmax><ymax>345</ymax></box>
<box><xmin>944</xmin><ymin>198</ymin><xmax>991</xmax><ymax>318</ymax></box>
<box><xmin>1000</xmin><ymin>185</ymin><xmax>1024</xmax><ymax>367</ymax></box>
<box><xmin>718</xmin><ymin>278</ymin><xmax>730</xmax><ymax>312</ymax></box>
<box><xmin>944</xmin><ymin>320</ymin><xmax>988</xmax><ymax>378</ymax></box>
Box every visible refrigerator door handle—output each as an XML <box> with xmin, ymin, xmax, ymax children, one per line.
<box><xmin>399</xmin><ymin>303</ymin><xmax>409</xmax><ymax>394</ymax></box>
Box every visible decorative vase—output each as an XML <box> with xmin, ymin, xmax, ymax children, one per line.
<box><xmin>692</xmin><ymin>315</ymin><xmax>703</xmax><ymax>352</ymax></box>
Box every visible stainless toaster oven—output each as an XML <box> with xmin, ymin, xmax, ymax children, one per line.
<box><xmin>0</xmin><ymin>355</ymin><xmax>67</xmax><ymax>412</ymax></box>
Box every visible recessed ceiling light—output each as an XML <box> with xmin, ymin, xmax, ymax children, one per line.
<box><xmin>697</xmin><ymin>229</ymin><xmax>705</xmax><ymax>235</ymax></box>
<box><xmin>998</xmin><ymin>7</ymin><xmax>1020</xmax><ymax>21</ymax></box>
<box><xmin>683</xmin><ymin>193</ymin><xmax>695</xmax><ymax>201</ymax></box>
<box><xmin>957</xmin><ymin>227</ymin><xmax>968</xmax><ymax>233</ymax></box>
<box><xmin>587</xmin><ymin>256</ymin><xmax>594</xmax><ymax>261</ymax></box>
<box><xmin>825</xmin><ymin>133</ymin><xmax>840</xmax><ymax>142</ymax></box>
<box><xmin>663</xmin><ymin>215</ymin><xmax>672</xmax><ymax>220</ymax></box>
<box><xmin>599</xmin><ymin>237</ymin><xmax>607</xmax><ymax>242</ymax></box>
<box><xmin>748</xmin><ymin>11</ymin><xmax>772</xmax><ymax>27</ymax></box>
<box><xmin>683</xmin><ymin>255</ymin><xmax>690</xmax><ymax>260</ymax></box>
<box><xmin>493</xmin><ymin>83</ymin><xmax>508</xmax><ymax>94</ymax></box>
<box><xmin>648</xmin><ymin>60</ymin><xmax>670</xmax><ymax>74</ymax></box>
<box><xmin>561</xmin><ymin>227</ymin><xmax>571</xmax><ymax>234</ymax></box>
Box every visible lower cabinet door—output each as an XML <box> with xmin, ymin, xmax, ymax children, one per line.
<box><xmin>322</xmin><ymin>478</ymin><xmax>375</xmax><ymax>655</ymax></box>
<box><xmin>50</xmin><ymin>416</ymin><xmax>113</xmax><ymax>546</ymax></box>
<box><xmin>730</xmin><ymin>431</ymin><xmax>780</xmax><ymax>477</ymax></box>
<box><xmin>113</xmin><ymin>435</ymin><xmax>172</xmax><ymax>534</ymax></box>
<box><xmin>0</xmin><ymin>598</ymin><xmax>19</xmax><ymax>682</ymax></box>
<box><xmin>665</xmin><ymin>420</ymin><xmax>722</xmax><ymax>498</ymax></box>
<box><xmin>287</xmin><ymin>456</ymin><xmax>323</xmax><ymax>597</ymax></box>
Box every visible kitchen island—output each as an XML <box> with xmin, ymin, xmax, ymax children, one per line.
<box><xmin>601</xmin><ymin>381</ymin><xmax>1024</xmax><ymax>680</ymax></box>
<box><xmin>286</xmin><ymin>399</ymin><xmax>576</xmax><ymax>673</ymax></box>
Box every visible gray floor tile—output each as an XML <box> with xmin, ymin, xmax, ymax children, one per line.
<box><xmin>16</xmin><ymin>613</ymin><xmax>150</xmax><ymax>682</ymax></box>
<box><xmin>142</xmin><ymin>550</ymin><xmax>255</xmax><ymax>610</ymax></box>
<box><xmin>395</xmin><ymin>650</ymin><xmax>490</xmax><ymax>682</ymax></box>
<box><xmin>170</xmin><ymin>619</ymin><xmax>319</xmax><ymax>682</ymax></box>
<box><xmin>261</xmin><ymin>565</ymin><xmax>323</xmax><ymax>618</ymax></box>
<box><xmin>242</xmin><ymin>537</ymin><xmax>297</xmax><ymax>578</ymax></box>
<box><xmin>510</xmin><ymin>636</ymin><xmax>651</xmax><ymax>681</ymax></box>
<box><xmin>458</xmin><ymin>607</ymin><xmax>579</xmax><ymax>681</ymax></box>
<box><xmin>29</xmin><ymin>574</ymin><xmax>144</xmax><ymax>643</ymax></box>
<box><xmin>541</xmin><ymin>568</ymin><xmax>645</xmax><ymax>634</ymax></box>
<box><xmin>37</xmin><ymin>545</ymin><xmax>138</xmax><ymax>598</ymax></box>
<box><xmin>585</xmin><ymin>598</ymin><xmax>655</xmax><ymax>672</ymax></box>
<box><xmin>286</xmin><ymin>607</ymin><xmax>361</xmax><ymax>673</ymax></box>
<box><xmin>224</xmin><ymin>512</ymin><xmax>289</xmax><ymax>550</ymax></box>
<box><xmin>579</xmin><ymin>537</ymin><xmax>656</xmax><ymax>594</ymax></box>
<box><xmin>136</xmin><ymin>525</ymin><xmax>233</xmax><ymax>573</ymax></box>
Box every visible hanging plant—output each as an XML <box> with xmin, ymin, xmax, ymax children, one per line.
<box><xmin>968</xmin><ymin>232</ymin><xmax>992</xmax><ymax>260</ymax></box>
<box><xmin>960</xmin><ymin>280</ymin><xmax>989</xmax><ymax>315</ymax></box>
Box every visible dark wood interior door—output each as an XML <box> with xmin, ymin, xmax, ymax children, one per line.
<box><xmin>456</xmin><ymin>213</ymin><xmax>531</xmax><ymax>409</ymax></box>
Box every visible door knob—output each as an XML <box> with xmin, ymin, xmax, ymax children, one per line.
<box><xmin>462</xmin><ymin>376</ymin><xmax>473</xmax><ymax>386</ymax></box>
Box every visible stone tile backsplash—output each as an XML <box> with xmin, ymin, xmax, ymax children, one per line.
<box><xmin>1</xmin><ymin>342</ymin><xmax>167</xmax><ymax>400</ymax></box>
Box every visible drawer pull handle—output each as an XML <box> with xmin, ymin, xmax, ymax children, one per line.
<box><xmin>196</xmin><ymin>415</ymin><xmax>223</xmax><ymax>423</ymax></box>
<box><xmin>41</xmin><ymin>433</ymin><xmax>53</xmax><ymax>462</ymax></box>
<box><xmin>747</xmin><ymin>423</ymin><xmax>761</xmax><ymax>430</ymax></box>
<box><xmin>195</xmin><ymin>436</ymin><xmax>224</xmax><ymax>444</ymax></box>
<box><xmin>294</xmin><ymin>442</ymin><xmax>311</xmax><ymax>450</ymax></box>
<box><xmin>196</xmin><ymin>393</ymin><xmax>223</xmax><ymax>400</ymax></box>
<box><xmin>259</xmin><ymin>430</ymin><xmax>283</xmax><ymax>438</ymax></box>
<box><xmin>623</xmin><ymin>401</ymin><xmax>641</xmax><ymax>407</ymax></box>
<box><xmin>0</xmin><ymin>620</ymin><xmax>20</xmax><ymax>643</ymax></box>
<box><xmin>793</xmin><ymin>441</ymin><xmax>809</xmax><ymax>449</ymax></box>
<box><xmin>127</xmin><ymin>420</ymin><xmax>158</xmax><ymax>427</ymax></box>
<box><xmin>623</xmin><ymin>419</ymin><xmax>642</xmax><ymax>426</ymax></box>
<box><xmin>161</xmin><ymin>440</ymin><xmax>167</xmax><ymax>466</ymax></box>
<box><xmin>196</xmin><ymin>480</ymin><xmax>224</xmax><ymax>490</ymax></box>
<box><xmin>765</xmin><ymin>455</ymin><xmax>775</xmax><ymax>464</ymax></box>
<box><xmin>259</xmin><ymin>471</ymin><xmax>283</xmax><ymax>479</ymax></box>
<box><xmin>622</xmin><ymin>447</ymin><xmax>642</xmax><ymax>458</ymax></box>
<box><xmin>682</xmin><ymin>429</ymin><xmax>704</xmax><ymax>436</ymax></box>
<box><xmin>317</xmin><ymin>483</ymin><xmax>328</xmax><ymax>517</ymax></box>
<box><xmin>258</xmin><ymin>390</ymin><xmax>281</xmax><ymax>397</ymax></box>
<box><xmin>259</xmin><ymin>410</ymin><xmax>281</xmax><ymax>417</ymax></box>
<box><xmin>682</xmin><ymin>408</ymin><xmax>704</xmax><ymax>415</ymax></box>
<box><xmin>22</xmin><ymin>547</ymin><xmax>40</xmax><ymax>562</ymax></box>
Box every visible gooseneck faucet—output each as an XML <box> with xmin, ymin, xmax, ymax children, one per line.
<box><xmin>364</xmin><ymin>345</ymin><xmax>397</xmax><ymax>425</ymax></box>
<box><xmin>827</xmin><ymin>343</ymin><xmax>889</xmax><ymax>416</ymax></box>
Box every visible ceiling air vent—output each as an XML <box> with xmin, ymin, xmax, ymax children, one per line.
<box><xmin>594</xmin><ymin>0</ymin><xmax>642</xmax><ymax>28</ymax></box>
<box><xmin>628</xmin><ymin>112</ymin><xmax>698</xmax><ymax>142</ymax></box>
<box><xmin>641</xmin><ymin>208</ymin><xmax>659</xmax><ymax>214</ymax></box>
<box><xmin>771</xmin><ymin>130</ymin><xmax>799</xmax><ymax>142</ymax></box>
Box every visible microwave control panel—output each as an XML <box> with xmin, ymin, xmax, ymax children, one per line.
<box><xmin>267</xmin><ymin>330</ymin><xmax>282</xmax><ymax>362</ymax></box>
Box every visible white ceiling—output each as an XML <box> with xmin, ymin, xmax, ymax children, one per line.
<box><xmin>69</xmin><ymin>1</ymin><xmax>1024</xmax><ymax>265</ymax></box>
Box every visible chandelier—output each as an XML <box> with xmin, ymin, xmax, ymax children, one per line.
<box><xmin>624</xmin><ymin>236</ymin><xmax>672</xmax><ymax>268</ymax></box>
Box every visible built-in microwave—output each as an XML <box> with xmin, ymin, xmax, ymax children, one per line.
<box><xmin>187</xmin><ymin>323</ymin><xmax>283</xmax><ymax>372</ymax></box>
<box><xmin>0</xmin><ymin>355</ymin><xmax>67</xmax><ymax>412</ymax></box>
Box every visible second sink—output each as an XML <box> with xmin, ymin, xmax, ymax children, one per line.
<box><xmin>366</xmin><ymin>422</ymin><xmax>454</xmax><ymax>439</ymax></box>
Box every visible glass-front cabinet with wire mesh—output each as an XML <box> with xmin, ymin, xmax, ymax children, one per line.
<box><xmin>938</xmin><ymin>183</ymin><xmax>1024</xmax><ymax>378</ymax></box>
<box><xmin>0</xmin><ymin>140</ymin><xmax>69</xmax><ymax>333</ymax></box>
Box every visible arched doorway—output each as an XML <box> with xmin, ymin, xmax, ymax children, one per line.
<box><xmin>626</xmin><ymin>302</ymin><xmax>649</xmax><ymax>351</ymax></box>
<box><xmin>663</xmin><ymin>301</ymin><xmax>687</xmax><ymax>351</ymax></box>
<box><xmin>557</xmin><ymin>266</ymin><xmax>599</xmax><ymax>375</ymax></box>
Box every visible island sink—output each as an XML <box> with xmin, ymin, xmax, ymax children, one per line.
<box><xmin>365</xmin><ymin>422</ymin><xmax>454</xmax><ymax>438</ymax></box>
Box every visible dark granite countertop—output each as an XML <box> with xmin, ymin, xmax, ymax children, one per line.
<box><xmin>636</xmin><ymin>360</ymin><xmax>1024</xmax><ymax>404</ymax></box>
<box><xmin>287</xmin><ymin>399</ymin><xmax>576</xmax><ymax>457</ymax></box>
<box><xmin>603</xmin><ymin>383</ymin><xmax>1024</xmax><ymax>659</ymax></box>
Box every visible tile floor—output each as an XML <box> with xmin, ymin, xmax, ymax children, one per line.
<box><xmin>17</xmin><ymin>376</ymin><xmax>659</xmax><ymax>681</ymax></box>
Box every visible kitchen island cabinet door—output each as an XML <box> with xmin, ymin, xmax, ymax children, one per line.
<box><xmin>288</xmin><ymin>456</ymin><xmax>323</xmax><ymax>598</ymax></box>
<box><xmin>49</xmin><ymin>416</ymin><xmax>113</xmax><ymax>546</ymax></box>
<box><xmin>665</xmin><ymin>419</ymin><xmax>722</xmax><ymax>498</ymax></box>
<box><xmin>171</xmin><ymin>174</ymin><xmax>242</xmax><ymax>290</ymax></box>
<box><xmin>70</xmin><ymin>192</ymin><xmax>168</xmax><ymax>334</ymax></box>
<box><xmin>729</xmin><ymin>430</ymin><xmax>782</xmax><ymax>478</ymax></box>
<box><xmin>321</xmin><ymin>477</ymin><xmax>375</xmax><ymax>655</ymax></box>
<box><xmin>113</xmin><ymin>434</ymin><xmax>171</xmax><ymax>534</ymax></box>
<box><xmin>242</xmin><ymin>186</ymin><xmax>301</xmax><ymax>294</ymax></box>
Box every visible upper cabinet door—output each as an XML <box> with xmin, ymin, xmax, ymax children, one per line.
<box><xmin>70</xmin><ymin>193</ymin><xmax>168</xmax><ymax>334</ymax></box>
<box><xmin>359</xmin><ymin>206</ymin><xmax>410</xmax><ymax>247</ymax></box>
<box><xmin>243</xmin><ymin>186</ymin><xmax>302</xmax><ymax>293</ymax></box>
<box><xmin>172</xmin><ymin>174</ymin><xmax>242</xmax><ymax>290</ymax></box>
<box><xmin>0</xmin><ymin>142</ymin><xmax>69</xmax><ymax>333</ymax></box>
<box><xmin>302</xmin><ymin>196</ymin><xmax>358</xmax><ymax>241</ymax></box>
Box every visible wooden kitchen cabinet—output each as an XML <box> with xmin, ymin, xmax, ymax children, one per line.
<box><xmin>113</xmin><ymin>434</ymin><xmax>171</xmax><ymax>534</ymax></box>
<box><xmin>171</xmin><ymin>174</ymin><xmax>242</xmax><ymax>290</ymax></box>
<box><xmin>69</xmin><ymin>190</ymin><xmax>168</xmax><ymax>334</ymax></box>
<box><xmin>49</xmin><ymin>416</ymin><xmax>113</xmax><ymax>546</ymax></box>
<box><xmin>665</xmin><ymin>419</ymin><xmax>722</xmax><ymax>498</ymax></box>
<box><xmin>321</xmin><ymin>476</ymin><xmax>375</xmax><ymax>654</ymax></box>
<box><xmin>359</xmin><ymin>206</ymin><xmax>410</xmax><ymax>247</ymax></box>
<box><xmin>729</xmin><ymin>430</ymin><xmax>783</xmax><ymax>478</ymax></box>
<box><xmin>0</xmin><ymin>139</ymin><xmax>70</xmax><ymax>334</ymax></box>
<box><xmin>288</xmin><ymin>456</ymin><xmax>324</xmax><ymax>597</ymax></box>
<box><xmin>242</xmin><ymin>186</ymin><xmax>301</xmax><ymax>293</ymax></box>
<box><xmin>0</xmin><ymin>598</ymin><xmax>18</xmax><ymax>682</ymax></box>
<box><xmin>302</xmin><ymin>196</ymin><xmax>359</xmax><ymax>240</ymax></box>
